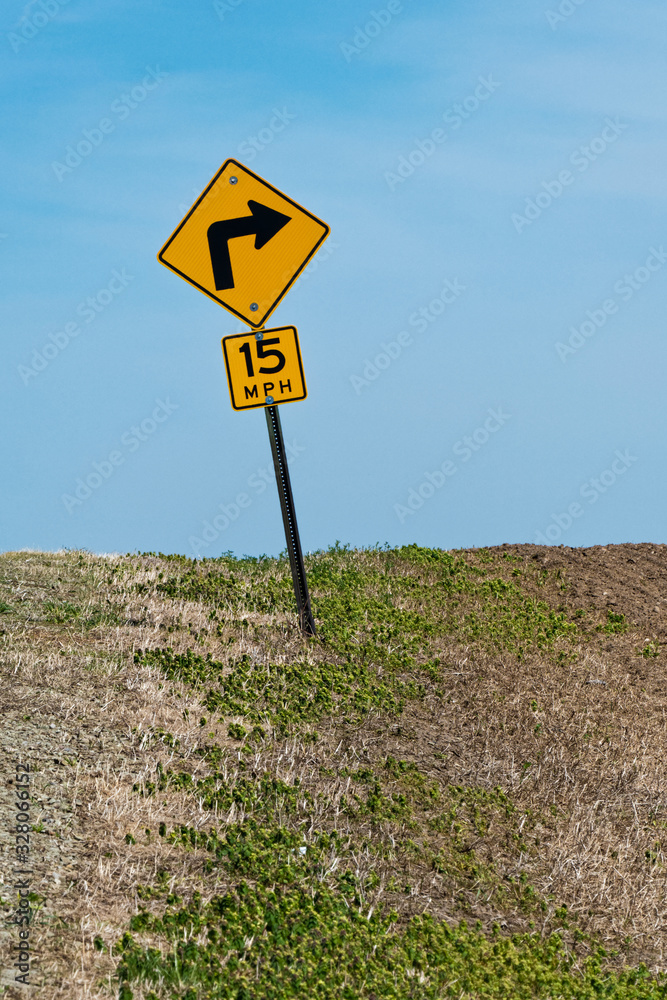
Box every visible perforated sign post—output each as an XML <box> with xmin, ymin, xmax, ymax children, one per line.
<box><xmin>158</xmin><ymin>160</ymin><xmax>328</xmax><ymax>636</ymax></box>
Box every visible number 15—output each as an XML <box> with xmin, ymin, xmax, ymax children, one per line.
<box><xmin>239</xmin><ymin>338</ymin><xmax>285</xmax><ymax>377</ymax></box>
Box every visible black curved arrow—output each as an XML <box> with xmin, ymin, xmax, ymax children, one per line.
<box><xmin>207</xmin><ymin>200</ymin><xmax>292</xmax><ymax>291</ymax></box>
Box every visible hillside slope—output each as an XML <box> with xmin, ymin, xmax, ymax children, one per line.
<box><xmin>1</xmin><ymin>542</ymin><xmax>667</xmax><ymax>999</ymax></box>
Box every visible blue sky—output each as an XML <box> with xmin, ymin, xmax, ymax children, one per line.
<box><xmin>2</xmin><ymin>0</ymin><xmax>666</xmax><ymax>558</ymax></box>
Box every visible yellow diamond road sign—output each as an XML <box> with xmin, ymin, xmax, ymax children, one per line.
<box><xmin>157</xmin><ymin>159</ymin><xmax>330</xmax><ymax>329</ymax></box>
<box><xmin>222</xmin><ymin>326</ymin><xmax>307</xmax><ymax>410</ymax></box>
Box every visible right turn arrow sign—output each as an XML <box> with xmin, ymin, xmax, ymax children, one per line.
<box><xmin>207</xmin><ymin>200</ymin><xmax>292</xmax><ymax>291</ymax></box>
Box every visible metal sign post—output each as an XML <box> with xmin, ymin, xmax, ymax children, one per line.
<box><xmin>265</xmin><ymin>403</ymin><xmax>316</xmax><ymax>637</ymax></box>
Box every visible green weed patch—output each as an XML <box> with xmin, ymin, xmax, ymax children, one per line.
<box><xmin>43</xmin><ymin>599</ymin><xmax>123</xmax><ymax>629</ymax></box>
<box><xmin>149</xmin><ymin>545</ymin><xmax>579</xmax><ymax>666</ymax></box>
<box><xmin>134</xmin><ymin>646</ymin><xmax>417</xmax><ymax>731</ymax></box>
<box><xmin>598</xmin><ymin>611</ymin><xmax>630</xmax><ymax>635</ymax></box>
<box><xmin>116</xmin><ymin>818</ymin><xmax>666</xmax><ymax>1000</ymax></box>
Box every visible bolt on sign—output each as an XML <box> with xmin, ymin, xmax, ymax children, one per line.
<box><xmin>157</xmin><ymin>159</ymin><xmax>330</xmax><ymax>329</ymax></box>
<box><xmin>222</xmin><ymin>326</ymin><xmax>306</xmax><ymax>410</ymax></box>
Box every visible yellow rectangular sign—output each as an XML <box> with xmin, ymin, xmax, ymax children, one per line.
<box><xmin>158</xmin><ymin>160</ymin><xmax>330</xmax><ymax>329</ymax></box>
<box><xmin>222</xmin><ymin>326</ymin><xmax>307</xmax><ymax>410</ymax></box>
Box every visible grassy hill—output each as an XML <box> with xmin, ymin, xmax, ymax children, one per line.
<box><xmin>1</xmin><ymin>542</ymin><xmax>667</xmax><ymax>998</ymax></box>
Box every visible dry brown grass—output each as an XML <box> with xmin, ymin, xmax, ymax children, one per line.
<box><xmin>0</xmin><ymin>543</ymin><xmax>666</xmax><ymax>996</ymax></box>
